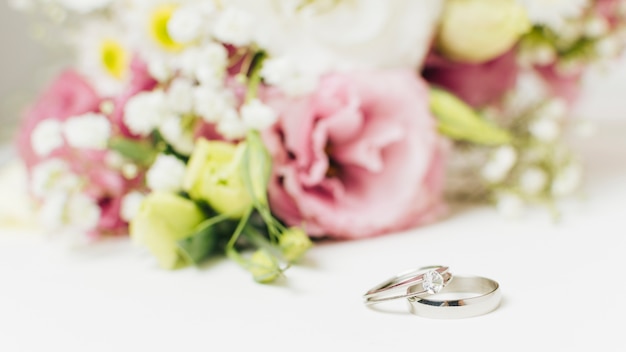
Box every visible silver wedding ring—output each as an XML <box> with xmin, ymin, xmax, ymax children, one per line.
<box><xmin>364</xmin><ymin>266</ymin><xmax>501</xmax><ymax>318</ymax></box>
<box><xmin>407</xmin><ymin>275</ymin><xmax>501</xmax><ymax>319</ymax></box>
<box><xmin>363</xmin><ymin>266</ymin><xmax>451</xmax><ymax>305</ymax></box>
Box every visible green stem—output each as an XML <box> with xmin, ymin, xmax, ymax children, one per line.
<box><xmin>245</xmin><ymin>51</ymin><xmax>267</xmax><ymax>102</ymax></box>
<box><xmin>226</xmin><ymin>207</ymin><xmax>253</xmax><ymax>268</ymax></box>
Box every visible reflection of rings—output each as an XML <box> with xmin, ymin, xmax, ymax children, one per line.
<box><xmin>407</xmin><ymin>275</ymin><xmax>501</xmax><ymax>319</ymax></box>
<box><xmin>363</xmin><ymin>266</ymin><xmax>452</xmax><ymax>306</ymax></box>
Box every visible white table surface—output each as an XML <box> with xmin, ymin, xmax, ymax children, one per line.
<box><xmin>1</xmin><ymin>85</ymin><xmax>626</xmax><ymax>351</ymax></box>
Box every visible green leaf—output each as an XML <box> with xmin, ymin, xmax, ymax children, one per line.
<box><xmin>177</xmin><ymin>225</ymin><xmax>219</xmax><ymax>266</ymax></box>
<box><xmin>108</xmin><ymin>137</ymin><xmax>157</xmax><ymax>166</ymax></box>
<box><xmin>429</xmin><ymin>88</ymin><xmax>513</xmax><ymax>146</ymax></box>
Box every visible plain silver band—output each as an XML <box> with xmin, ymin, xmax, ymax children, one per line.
<box><xmin>363</xmin><ymin>266</ymin><xmax>451</xmax><ymax>306</ymax></box>
<box><xmin>407</xmin><ymin>275</ymin><xmax>501</xmax><ymax>319</ymax></box>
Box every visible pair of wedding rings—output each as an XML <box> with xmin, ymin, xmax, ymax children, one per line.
<box><xmin>363</xmin><ymin>266</ymin><xmax>501</xmax><ymax>319</ymax></box>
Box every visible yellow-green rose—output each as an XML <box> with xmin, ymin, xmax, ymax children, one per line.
<box><xmin>436</xmin><ymin>0</ymin><xmax>531</xmax><ymax>63</ymax></box>
<box><xmin>130</xmin><ymin>192</ymin><xmax>205</xmax><ymax>269</ymax></box>
<box><xmin>183</xmin><ymin>139</ymin><xmax>253</xmax><ymax>218</ymax></box>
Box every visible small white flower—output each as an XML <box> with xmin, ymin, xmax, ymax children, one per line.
<box><xmin>529</xmin><ymin>118</ymin><xmax>561</xmax><ymax>142</ymax></box>
<box><xmin>120</xmin><ymin>191</ymin><xmax>145</xmax><ymax>222</ymax></box>
<box><xmin>179</xmin><ymin>44</ymin><xmax>229</xmax><ymax>86</ymax></box>
<box><xmin>146</xmin><ymin>154</ymin><xmax>187</xmax><ymax>192</ymax></box>
<box><xmin>539</xmin><ymin>99</ymin><xmax>567</xmax><ymax>120</ymax></box>
<box><xmin>519</xmin><ymin>167</ymin><xmax>548</xmax><ymax>195</ymax></box>
<box><xmin>65</xmin><ymin>193</ymin><xmax>102</xmax><ymax>232</ymax></box>
<box><xmin>147</xmin><ymin>58</ymin><xmax>173</xmax><ymax>83</ymax></box>
<box><xmin>159</xmin><ymin>116</ymin><xmax>196</xmax><ymax>155</ymax></box>
<box><xmin>240</xmin><ymin>99</ymin><xmax>278</xmax><ymax>131</ymax></box>
<box><xmin>167</xmin><ymin>5</ymin><xmax>207</xmax><ymax>44</ymax></box>
<box><xmin>123</xmin><ymin>90</ymin><xmax>169</xmax><ymax>136</ymax></box>
<box><xmin>585</xmin><ymin>17</ymin><xmax>609</xmax><ymax>38</ymax></box>
<box><xmin>213</xmin><ymin>8</ymin><xmax>254</xmax><ymax>47</ymax></box>
<box><xmin>505</xmin><ymin>71</ymin><xmax>549</xmax><ymax>113</ymax></box>
<box><xmin>596</xmin><ymin>36</ymin><xmax>622</xmax><ymax>58</ymax></box>
<box><xmin>496</xmin><ymin>192</ymin><xmax>526</xmax><ymax>218</ymax></box>
<box><xmin>31</xmin><ymin>119</ymin><xmax>64</xmax><ymax>157</ymax></box>
<box><xmin>38</xmin><ymin>192</ymin><xmax>68</xmax><ymax>230</ymax></box>
<box><xmin>63</xmin><ymin>113</ymin><xmax>112</xmax><ymax>150</ymax></box>
<box><xmin>166</xmin><ymin>78</ymin><xmax>195</xmax><ymax>114</ymax></box>
<box><xmin>38</xmin><ymin>191</ymin><xmax>101</xmax><ymax>233</ymax></box>
<box><xmin>193</xmin><ymin>86</ymin><xmax>236</xmax><ymax>123</ymax></box>
<box><xmin>552</xmin><ymin>163</ymin><xmax>583</xmax><ymax>196</ymax></box>
<box><xmin>481</xmin><ymin>146</ymin><xmax>518</xmax><ymax>183</ymax></box>
<box><xmin>217</xmin><ymin>110</ymin><xmax>247</xmax><ymax>140</ymax></box>
<box><xmin>261</xmin><ymin>56</ymin><xmax>322</xmax><ymax>96</ymax></box>
<box><xmin>30</xmin><ymin>159</ymin><xmax>81</xmax><ymax>198</ymax></box>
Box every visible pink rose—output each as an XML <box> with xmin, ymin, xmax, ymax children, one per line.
<box><xmin>110</xmin><ymin>57</ymin><xmax>158</xmax><ymax>137</ymax></box>
<box><xmin>263</xmin><ymin>70</ymin><xmax>447</xmax><ymax>240</ymax></box>
<box><xmin>16</xmin><ymin>69</ymin><xmax>143</xmax><ymax>236</ymax></box>
<box><xmin>16</xmin><ymin>70</ymin><xmax>102</xmax><ymax>170</ymax></box>
<box><xmin>422</xmin><ymin>50</ymin><xmax>519</xmax><ymax>108</ymax></box>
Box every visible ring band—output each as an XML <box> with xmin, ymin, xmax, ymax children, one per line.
<box><xmin>407</xmin><ymin>275</ymin><xmax>501</xmax><ymax>319</ymax></box>
<box><xmin>363</xmin><ymin>266</ymin><xmax>452</xmax><ymax>306</ymax></box>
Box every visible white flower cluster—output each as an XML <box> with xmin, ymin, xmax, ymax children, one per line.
<box><xmin>30</xmin><ymin>159</ymin><xmax>101</xmax><ymax>236</ymax></box>
<box><xmin>517</xmin><ymin>0</ymin><xmax>626</xmax><ymax>70</ymax></box>
<box><xmin>31</xmin><ymin>113</ymin><xmax>111</xmax><ymax>158</ymax></box>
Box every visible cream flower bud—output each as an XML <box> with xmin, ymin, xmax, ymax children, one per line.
<box><xmin>437</xmin><ymin>0</ymin><xmax>530</xmax><ymax>63</ymax></box>
<box><xmin>63</xmin><ymin>113</ymin><xmax>112</xmax><ymax>150</ymax></box>
<box><xmin>249</xmin><ymin>249</ymin><xmax>282</xmax><ymax>283</ymax></box>
<box><xmin>31</xmin><ymin>119</ymin><xmax>64</xmax><ymax>157</ymax></box>
<box><xmin>279</xmin><ymin>227</ymin><xmax>313</xmax><ymax>263</ymax></box>
<box><xmin>146</xmin><ymin>154</ymin><xmax>187</xmax><ymax>192</ymax></box>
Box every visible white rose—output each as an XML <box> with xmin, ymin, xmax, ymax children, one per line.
<box><xmin>224</xmin><ymin>0</ymin><xmax>443</xmax><ymax>70</ymax></box>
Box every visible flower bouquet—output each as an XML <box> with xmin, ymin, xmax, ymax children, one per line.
<box><xmin>9</xmin><ymin>0</ymin><xmax>626</xmax><ymax>282</ymax></box>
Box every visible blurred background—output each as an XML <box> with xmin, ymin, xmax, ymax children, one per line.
<box><xmin>0</xmin><ymin>1</ymin><xmax>624</xmax><ymax>148</ymax></box>
<box><xmin>0</xmin><ymin>0</ymin><xmax>68</xmax><ymax>148</ymax></box>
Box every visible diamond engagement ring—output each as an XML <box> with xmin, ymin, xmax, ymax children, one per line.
<box><xmin>407</xmin><ymin>275</ymin><xmax>501</xmax><ymax>319</ymax></box>
<box><xmin>363</xmin><ymin>266</ymin><xmax>452</xmax><ymax>306</ymax></box>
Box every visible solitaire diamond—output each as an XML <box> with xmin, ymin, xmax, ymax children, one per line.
<box><xmin>422</xmin><ymin>270</ymin><xmax>444</xmax><ymax>294</ymax></box>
